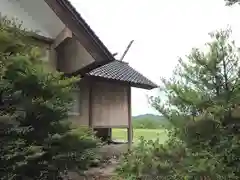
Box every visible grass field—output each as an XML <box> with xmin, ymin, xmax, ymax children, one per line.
<box><xmin>112</xmin><ymin>128</ymin><xmax>168</xmax><ymax>144</ymax></box>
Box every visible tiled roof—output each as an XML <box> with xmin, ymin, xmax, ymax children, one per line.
<box><xmin>87</xmin><ymin>61</ymin><xmax>158</xmax><ymax>90</ymax></box>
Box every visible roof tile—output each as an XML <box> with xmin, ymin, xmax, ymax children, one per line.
<box><xmin>87</xmin><ymin>61</ymin><xmax>158</xmax><ymax>89</ymax></box>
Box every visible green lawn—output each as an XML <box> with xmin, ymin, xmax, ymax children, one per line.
<box><xmin>112</xmin><ymin>128</ymin><xmax>168</xmax><ymax>144</ymax></box>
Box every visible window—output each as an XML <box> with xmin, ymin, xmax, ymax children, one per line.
<box><xmin>68</xmin><ymin>89</ymin><xmax>81</xmax><ymax>116</ymax></box>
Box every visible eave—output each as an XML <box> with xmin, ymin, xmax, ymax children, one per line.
<box><xmin>44</xmin><ymin>0</ymin><xmax>115</xmax><ymax>72</ymax></box>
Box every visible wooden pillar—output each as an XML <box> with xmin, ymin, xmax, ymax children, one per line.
<box><xmin>49</xmin><ymin>44</ymin><xmax>57</xmax><ymax>71</ymax></box>
<box><xmin>52</xmin><ymin>27</ymin><xmax>72</xmax><ymax>49</ymax></box>
<box><xmin>108</xmin><ymin>128</ymin><xmax>112</xmax><ymax>141</ymax></box>
<box><xmin>88</xmin><ymin>82</ymin><xmax>93</xmax><ymax>128</ymax></box>
<box><xmin>127</xmin><ymin>86</ymin><xmax>132</xmax><ymax>150</ymax></box>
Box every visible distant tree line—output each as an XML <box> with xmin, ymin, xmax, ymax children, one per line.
<box><xmin>132</xmin><ymin>115</ymin><xmax>170</xmax><ymax>129</ymax></box>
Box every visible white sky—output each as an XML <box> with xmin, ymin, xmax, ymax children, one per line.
<box><xmin>69</xmin><ymin>0</ymin><xmax>240</xmax><ymax>116</ymax></box>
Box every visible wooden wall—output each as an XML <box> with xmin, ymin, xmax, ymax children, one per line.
<box><xmin>70</xmin><ymin>80</ymin><xmax>90</xmax><ymax>127</ymax></box>
<box><xmin>56</xmin><ymin>37</ymin><xmax>94</xmax><ymax>73</ymax></box>
<box><xmin>36</xmin><ymin>37</ymin><xmax>130</xmax><ymax>128</ymax></box>
<box><xmin>91</xmin><ymin>81</ymin><xmax>129</xmax><ymax>128</ymax></box>
<box><xmin>68</xmin><ymin>79</ymin><xmax>130</xmax><ymax>128</ymax></box>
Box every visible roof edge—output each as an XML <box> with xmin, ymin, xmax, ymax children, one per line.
<box><xmin>58</xmin><ymin>0</ymin><xmax>113</xmax><ymax>58</ymax></box>
<box><xmin>44</xmin><ymin>0</ymin><xmax>115</xmax><ymax>72</ymax></box>
<box><xmin>85</xmin><ymin>75</ymin><xmax>158</xmax><ymax>90</ymax></box>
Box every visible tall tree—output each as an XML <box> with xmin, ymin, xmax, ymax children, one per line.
<box><xmin>151</xmin><ymin>28</ymin><xmax>240</xmax><ymax>128</ymax></box>
<box><xmin>150</xmin><ymin>28</ymin><xmax>240</xmax><ymax>179</ymax></box>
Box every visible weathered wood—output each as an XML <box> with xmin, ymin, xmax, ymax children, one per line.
<box><xmin>68</xmin><ymin>80</ymin><xmax>90</xmax><ymax>127</ymax></box>
<box><xmin>91</xmin><ymin>80</ymin><xmax>129</xmax><ymax>127</ymax></box>
<box><xmin>52</xmin><ymin>27</ymin><xmax>72</xmax><ymax>48</ymax></box>
<box><xmin>88</xmin><ymin>82</ymin><xmax>93</xmax><ymax>128</ymax></box>
<box><xmin>127</xmin><ymin>86</ymin><xmax>132</xmax><ymax>150</ymax></box>
<box><xmin>68</xmin><ymin>78</ymin><xmax>131</xmax><ymax>129</ymax></box>
<box><xmin>44</xmin><ymin>0</ymin><xmax>114</xmax><ymax>69</ymax></box>
<box><xmin>49</xmin><ymin>43</ymin><xmax>57</xmax><ymax>70</ymax></box>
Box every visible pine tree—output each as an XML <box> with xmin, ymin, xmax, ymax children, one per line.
<box><xmin>118</xmin><ymin>28</ymin><xmax>240</xmax><ymax>179</ymax></box>
<box><xmin>0</xmin><ymin>17</ymin><xmax>100</xmax><ymax>180</ymax></box>
<box><xmin>152</xmin><ymin>28</ymin><xmax>240</xmax><ymax>125</ymax></box>
<box><xmin>150</xmin><ymin>28</ymin><xmax>240</xmax><ymax>179</ymax></box>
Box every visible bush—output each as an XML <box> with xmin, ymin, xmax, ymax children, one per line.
<box><xmin>0</xmin><ymin>17</ymin><xmax>100</xmax><ymax>179</ymax></box>
<box><xmin>117</xmin><ymin>130</ymin><xmax>239</xmax><ymax>180</ymax></box>
<box><xmin>116</xmin><ymin>135</ymin><xmax>186</xmax><ymax>180</ymax></box>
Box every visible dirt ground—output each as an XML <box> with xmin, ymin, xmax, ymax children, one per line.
<box><xmin>69</xmin><ymin>144</ymin><xmax>129</xmax><ymax>180</ymax></box>
<box><xmin>98</xmin><ymin>143</ymin><xmax>129</xmax><ymax>159</ymax></box>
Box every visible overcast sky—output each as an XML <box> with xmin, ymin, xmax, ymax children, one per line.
<box><xmin>69</xmin><ymin>0</ymin><xmax>240</xmax><ymax>116</ymax></box>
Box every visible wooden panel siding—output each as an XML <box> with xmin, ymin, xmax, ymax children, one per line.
<box><xmin>70</xmin><ymin>81</ymin><xmax>90</xmax><ymax>126</ymax></box>
<box><xmin>91</xmin><ymin>81</ymin><xmax>129</xmax><ymax>127</ymax></box>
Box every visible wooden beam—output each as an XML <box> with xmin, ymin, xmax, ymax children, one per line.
<box><xmin>44</xmin><ymin>0</ymin><xmax>114</xmax><ymax>66</ymax></box>
<box><xmin>88</xmin><ymin>82</ymin><xmax>93</xmax><ymax>128</ymax></box>
<box><xmin>52</xmin><ymin>27</ymin><xmax>72</xmax><ymax>48</ymax></box>
<box><xmin>49</xmin><ymin>43</ymin><xmax>57</xmax><ymax>71</ymax></box>
<box><xmin>108</xmin><ymin>128</ymin><xmax>112</xmax><ymax>141</ymax></box>
<box><xmin>127</xmin><ymin>86</ymin><xmax>132</xmax><ymax>150</ymax></box>
<box><xmin>29</xmin><ymin>33</ymin><xmax>54</xmax><ymax>44</ymax></box>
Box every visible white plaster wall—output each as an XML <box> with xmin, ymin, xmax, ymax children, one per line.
<box><xmin>0</xmin><ymin>0</ymin><xmax>64</xmax><ymax>38</ymax></box>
